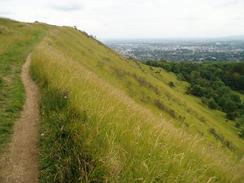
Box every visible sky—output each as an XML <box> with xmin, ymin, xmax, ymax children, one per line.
<box><xmin>0</xmin><ymin>0</ymin><xmax>244</xmax><ymax>39</ymax></box>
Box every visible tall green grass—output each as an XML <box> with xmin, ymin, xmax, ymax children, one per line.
<box><xmin>32</xmin><ymin>28</ymin><xmax>244</xmax><ymax>182</ymax></box>
<box><xmin>37</xmin><ymin>88</ymin><xmax>104</xmax><ymax>182</ymax></box>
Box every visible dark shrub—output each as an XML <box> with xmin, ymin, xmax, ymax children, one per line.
<box><xmin>168</xmin><ymin>81</ymin><xmax>175</xmax><ymax>88</ymax></box>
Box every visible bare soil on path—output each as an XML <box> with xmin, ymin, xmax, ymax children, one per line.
<box><xmin>0</xmin><ymin>54</ymin><xmax>40</xmax><ymax>183</ymax></box>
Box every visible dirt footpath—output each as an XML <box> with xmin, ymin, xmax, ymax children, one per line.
<box><xmin>0</xmin><ymin>54</ymin><xmax>40</xmax><ymax>183</ymax></box>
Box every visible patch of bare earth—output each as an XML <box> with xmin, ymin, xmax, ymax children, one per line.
<box><xmin>0</xmin><ymin>54</ymin><xmax>40</xmax><ymax>183</ymax></box>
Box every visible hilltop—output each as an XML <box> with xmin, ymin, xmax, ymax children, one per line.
<box><xmin>0</xmin><ymin>18</ymin><xmax>244</xmax><ymax>182</ymax></box>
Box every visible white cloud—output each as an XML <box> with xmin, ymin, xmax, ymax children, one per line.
<box><xmin>47</xmin><ymin>0</ymin><xmax>84</xmax><ymax>11</ymax></box>
<box><xmin>0</xmin><ymin>0</ymin><xmax>244</xmax><ymax>39</ymax></box>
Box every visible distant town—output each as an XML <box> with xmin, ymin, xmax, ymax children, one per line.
<box><xmin>105</xmin><ymin>39</ymin><xmax>244</xmax><ymax>62</ymax></box>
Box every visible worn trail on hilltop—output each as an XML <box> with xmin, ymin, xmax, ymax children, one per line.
<box><xmin>0</xmin><ymin>54</ymin><xmax>40</xmax><ymax>183</ymax></box>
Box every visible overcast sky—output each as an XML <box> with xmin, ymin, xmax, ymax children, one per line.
<box><xmin>1</xmin><ymin>0</ymin><xmax>244</xmax><ymax>39</ymax></box>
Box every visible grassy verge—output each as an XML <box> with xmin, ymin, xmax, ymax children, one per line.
<box><xmin>32</xmin><ymin>27</ymin><xmax>244</xmax><ymax>182</ymax></box>
<box><xmin>37</xmin><ymin>87</ymin><xmax>105</xmax><ymax>182</ymax></box>
<box><xmin>0</xmin><ymin>18</ymin><xmax>48</xmax><ymax>149</ymax></box>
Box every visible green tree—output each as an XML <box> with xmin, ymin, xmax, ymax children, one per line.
<box><xmin>208</xmin><ymin>98</ymin><xmax>218</xmax><ymax>109</ymax></box>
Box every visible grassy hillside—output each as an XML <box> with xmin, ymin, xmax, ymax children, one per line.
<box><xmin>31</xmin><ymin>26</ymin><xmax>244</xmax><ymax>182</ymax></box>
<box><xmin>0</xmin><ymin>18</ymin><xmax>49</xmax><ymax>149</ymax></box>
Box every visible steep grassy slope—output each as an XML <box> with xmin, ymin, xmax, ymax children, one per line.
<box><xmin>0</xmin><ymin>18</ymin><xmax>49</xmax><ymax>148</ymax></box>
<box><xmin>34</xmin><ymin>26</ymin><xmax>244</xmax><ymax>155</ymax></box>
<box><xmin>31</xmin><ymin>27</ymin><xmax>244</xmax><ymax>182</ymax></box>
